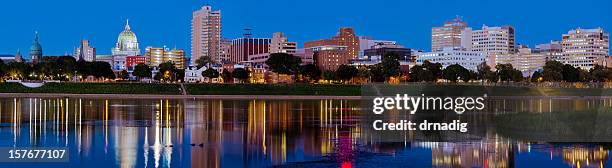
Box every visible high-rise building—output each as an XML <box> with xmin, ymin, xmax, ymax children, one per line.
<box><xmin>304</xmin><ymin>27</ymin><xmax>360</xmax><ymax>71</ymax></box>
<box><xmin>416</xmin><ymin>47</ymin><xmax>486</xmax><ymax>71</ymax></box>
<box><xmin>75</xmin><ymin>40</ymin><xmax>96</xmax><ymax>62</ymax></box>
<box><xmin>270</xmin><ymin>32</ymin><xmax>297</xmax><ymax>54</ymax></box>
<box><xmin>561</xmin><ymin>28</ymin><xmax>609</xmax><ymax>70</ymax></box>
<box><xmin>145</xmin><ymin>46</ymin><xmax>186</xmax><ymax>69</ymax></box>
<box><xmin>462</xmin><ymin>25</ymin><xmax>515</xmax><ymax>66</ymax></box>
<box><xmin>112</xmin><ymin>20</ymin><xmax>140</xmax><ymax>56</ymax></box>
<box><xmin>228</xmin><ymin>37</ymin><xmax>271</xmax><ymax>64</ymax></box>
<box><xmin>192</xmin><ymin>5</ymin><xmax>222</xmax><ymax>64</ymax></box>
<box><xmin>332</xmin><ymin>27</ymin><xmax>360</xmax><ymax>59</ymax></box>
<box><xmin>431</xmin><ymin>16</ymin><xmax>468</xmax><ymax>52</ymax></box>
<box><xmin>534</xmin><ymin>40</ymin><xmax>563</xmax><ymax>61</ymax></box>
<box><xmin>29</xmin><ymin>31</ymin><xmax>43</xmax><ymax>64</ymax></box>
<box><xmin>219</xmin><ymin>38</ymin><xmax>231</xmax><ymax>63</ymax></box>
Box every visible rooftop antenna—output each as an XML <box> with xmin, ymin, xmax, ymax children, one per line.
<box><xmin>243</xmin><ymin>28</ymin><xmax>253</xmax><ymax>38</ymax></box>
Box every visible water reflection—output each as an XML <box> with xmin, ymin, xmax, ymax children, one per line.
<box><xmin>0</xmin><ymin>97</ymin><xmax>610</xmax><ymax>167</ymax></box>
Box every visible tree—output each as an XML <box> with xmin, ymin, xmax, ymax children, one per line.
<box><xmin>265</xmin><ymin>53</ymin><xmax>302</xmax><ymax>75</ymax></box>
<box><xmin>531</xmin><ymin>71</ymin><xmax>542</xmax><ymax>82</ymax></box>
<box><xmin>409</xmin><ymin>60</ymin><xmax>442</xmax><ymax>82</ymax></box>
<box><xmin>221</xmin><ymin>69</ymin><xmax>232</xmax><ymax>83</ymax></box>
<box><xmin>158</xmin><ymin>61</ymin><xmax>177</xmax><ymax>81</ymax></box>
<box><xmin>369</xmin><ymin>65</ymin><xmax>385</xmax><ymax>82</ymax></box>
<box><xmin>132</xmin><ymin>63</ymin><xmax>152</xmax><ymax>80</ymax></box>
<box><xmin>442</xmin><ymin>64</ymin><xmax>470</xmax><ymax>83</ymax></box>
<box><xmin>299</xmin><ymin>64</ymin><xmax>321</xmax><ymax>83</ymax></box>
<box><xmin>6</xmin><ymin>62</ymin><xmax>31</xmax><ymax>80</ymax></box>
<box><xmin>195</xmin><ymin>56</ymin><xmax>214</xmax><ymax>68</ymax></box>
<box><xmin>381</xmin><ymin>53</ymin><xmax>401</xmax><ymax>80</ymax></box>
<box><xmin>542</xmin><ymin>60</ymin><xmax>564</xmax><ymax>82</ymax></box>
<box><xmin>496</xmin><ymin>64</ymin><xmax>515</xmax><ymax>82</ymax></box>
<box><xmin>92</xmin><ymin>61</ymin><xmax>115</xmax><ymax>79</ymax></box>
<box><xmin>202</xmin><ymin>68</ymin><xmax>220</xmax><ymax>82</ymax></box>
<box><xmin>118</xmin><ymin>70</ymin><xmax>129</xmax><ymax>80</ymax></box>
<box><xmin>232</xmin><ymin>68</ymin><xmax>249</xmax><ymax>83</ymax></box>
<box><xmin>322</xmin><ymin>70</ymin><xmax>336</xmax><ymax>82</ymax></box>
<box><xmin>0</xmin><ymin>59</ymin><xmax>5</xmax><ymax>79</ymax></box>
<box><xmin>562</xmin><ymin>64</ymin><xmax>580</xmax><ymax>82</ymax></box>
<box><xmin>578</xmin><ymin>69</ymin><xmax>592</xmax><ymax>82</ymax></box>
<box><xmin>477</xmin><ymin>62</ymin><xmax>497</xmax><ymax>83</ymax></box>
<box><xmin>590</xmin><ymin>65</ymin><xmax>611</xmax><ymax>82</ymax></box>
<box><xmin>335</xmin><ymin>64</ymin><xmax>358</xmax><ymax>83</ymax></box>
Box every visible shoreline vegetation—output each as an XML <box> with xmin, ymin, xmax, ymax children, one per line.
<box><xmin>0</xmin><ymin>82</ymin><xmax>609</xmax><ymax>97</ymax></box>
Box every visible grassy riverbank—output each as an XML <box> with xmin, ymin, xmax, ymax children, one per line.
<box><xmin>0</xmin><ymin>82</ymin><xmax>609</xmax><ymax>96</ymax></box>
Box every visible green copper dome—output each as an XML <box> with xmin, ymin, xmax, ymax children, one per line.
<box><xmin>117</xmin><ymin>20</ymin><xmax>138</xmax><ymax>49</ymax></box>
<box><xmin>29</xmin><ymin>32</ymin><xmax>43</xmax><ymax>59</ymax></box>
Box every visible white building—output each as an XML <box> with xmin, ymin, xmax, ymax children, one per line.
<box><xmin>75</xmin><ymin>40</ymin><xmax>96</xmax><ymax>62</ymax></box>
<box><xmin>461</xmin><ymin>25</ymin><xmax>515</xmax><ymax>66</ymax></box>
<box><xmin>184</xmin><ymin>66</ymin><xmax>223</xmax><ymax>83</ymax></box>
<box><xmin>416</xmin><ymin>47</ymin><xmax>486</xmax><ymax>71</ymax></box>
<box><xmin>270</xmin><ymin>32</ymin><xmax>297</xmax><ymax>54</ymax></box>
<box><xmin>112</xmin><ymin>20</ymin><xmax>140</xmax><ymax>56</ymax></box>
<box><xmin>561</xmin><ymin>28</ymin><xmax>609</xmax><ymax>70</ymax></box>
<box><xmin>534</xmin><ymin>40</ymin><xmax>563</xmax><ymax>61</ymax></box>
<box><xmin>496</xmin><ymin>45</ymin><xmax>546</xmax><ymax>76</ymax></box>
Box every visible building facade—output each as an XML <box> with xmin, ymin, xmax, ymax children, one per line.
<box><xmin>192</xmin><ymin>5</ymin><xmax>222</xmax><ymax>64</ymax></box>
<box><xmin>416</xmin><ymin>47</ymin><xmax>486</xmax><ymax>71</ymax></box>
<box><xmin>126</xmin><ymin>56</ymin><xmax>146</xmax><ymax>71</ymax></box>
<box><xmin>75</xmin><ymin>40</ymin><xmax>96</xmax><ymax>62</ymax></box>
<box><xmin>145</xmin><ymin>46</ymin><xmax>186</xmax><ymax>69</ymax></box>
<box><xmin>358</xmin><ymin>36</ymin><xmax>397</xmax><ymax>57</ymax></box>
<box><xmin>332</xmin><ymin>27</ymin><xmax>360</xmax><ymax>59</ymax></box>
<box><xmin>496</xmin><ymin>45</ymin><xmax>546</xmax><ymax>76</ymax></box>
<box><xmin>461</xmin><ymin>25</ymin><xmax>515</xmax><ymax>66</ymax></box>
<box><xmin>534</xmin><ymin>40</ymin><xmax>563</xmax><ymax>61</ymax></box>
<box><xmin>308</xmin><ymin>45</ymin><xmax>349</xmax><ymax>71</ymax></box>
<box><xmin>269</xmin><ymin>32</ymin><xmax>297</xmax><ymax>54</ymax></box>
<box><xmin>229</xmin><ymin>37</ymin><xmax>271</xmax><ymax>64</ymax></box>
<box><xmin>431</xmin><ymin>17</ymin><xmax>468</xmax><ymax>52</ymax></box>
<box><xmin>112</xmin><ymin>20</ymin><xmax>140</xmax><ymax>56</ymax></box>
<box><xmin>561</xmin><ymin>28</ymin><xmax>609</xmax><ymax>70</ymax></box>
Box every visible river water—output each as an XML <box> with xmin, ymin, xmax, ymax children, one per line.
<box><xmin>0</xmin><ymin>97</ymin><xmax>611</xmax><ymax>167</ymax></box>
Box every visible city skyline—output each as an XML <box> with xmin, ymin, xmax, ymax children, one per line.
<box><xmin>0</xmin><ymin>0</ymin><xmax>611</xmax><ymax>56</ymax></box>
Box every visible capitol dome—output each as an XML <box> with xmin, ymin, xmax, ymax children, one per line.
<box><xmin>112</xmin><ymin>20</ymin><xmax>141</xmax><ymax>56</ymax></box>
<box><xmin>29</xmin><ymin>31</ymin><xmax>43</xmax><ymax>63</ymax></box>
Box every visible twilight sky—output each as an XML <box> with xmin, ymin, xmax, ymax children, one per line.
<box><xmin>0</xmin><ymin>0</ymin><xmax>610</xmax><ymax>56</ymax></box>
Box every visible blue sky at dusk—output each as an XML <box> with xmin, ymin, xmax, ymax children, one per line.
<box><xmin>0</xmin><ymin>0</ymin><xmax>610</xmax><ymax>56</ymax></box>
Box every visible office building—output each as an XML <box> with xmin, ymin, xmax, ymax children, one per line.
<box><xmin>145</xmin><ymin>46</ymin><xmax>186</xmax><ymax>69</ymax></box>
<box><xmin>75</xmin><ymin>40</ymin><xmax>96</xmax><ymax>62</ymax></box>
<box><xmin>270</xmin><ymin>32</ymin><xmax>297</xmax><ymax>54</ymax></box>
<box><xmin>461</xmin><ymin>25</ymin><xmax>515</xmax><ymax>66</ymax></box>
<box><xmin>192</xmin><ymin>5</ymin><xmax>222</xmax><ymax>64</ymax></box>
<box><xmin>228</xmin><ymin>37</ymin><xmax>271</xmax><ymax>63</ymax></box>
<box><xmin>416</xmin><ymin>47</ymin><xmax>486</xmax><ymax>71</ymax></box>
<box><xmin>432</xmin><ymin>16</ymin><xmax>468</xmax><ymax>51</ymax></box>
<box><xmin>561</xmin><ymin>28</ymin><xmax>609</xmax><ymax>69</ymax></box>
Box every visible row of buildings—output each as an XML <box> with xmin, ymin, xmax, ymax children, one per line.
<box><xmin>421</xmin><ymin>17</ymin><xmax>610</xmax><ymax>76</ymax></box>
<box><xmin>2</xmin><ymin>5</ymin><xmax>610</xmax><ymax>82</ymax></box>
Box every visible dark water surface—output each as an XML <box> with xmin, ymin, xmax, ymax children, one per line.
<box><xmin>0</xmin><ymin>97</ymin><xmax>611</xmax><ymax>167</ymax></box>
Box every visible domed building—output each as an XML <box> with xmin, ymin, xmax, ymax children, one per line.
<box><xmin>112</xmin><ymin>20</ymin><xmax>140</xmax><ymax>56</ymax></box>
<box><xmin>30</xmin><ymin>31</ymin><xmax>43</xmax><ymax>64</ymax></box>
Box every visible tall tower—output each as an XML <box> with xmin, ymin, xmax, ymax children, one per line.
<box><xmin>431</xmin><ymin>16</ymin><xmax>468</xmax><ymax>51</ymax></box>
<box><xmin>29</xmin><ymin>31</ymin><xmax>43</xmax><ymax>64</ymax></box>
<box><xmin>192</xmin><ymin>5</ymin><xmax>222</xmax><ymax>65</ymax></box>
<box><xmin>15</xmin><ymin>48</ymin><xmax>23</xmax><ymax>62</ymax></box>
